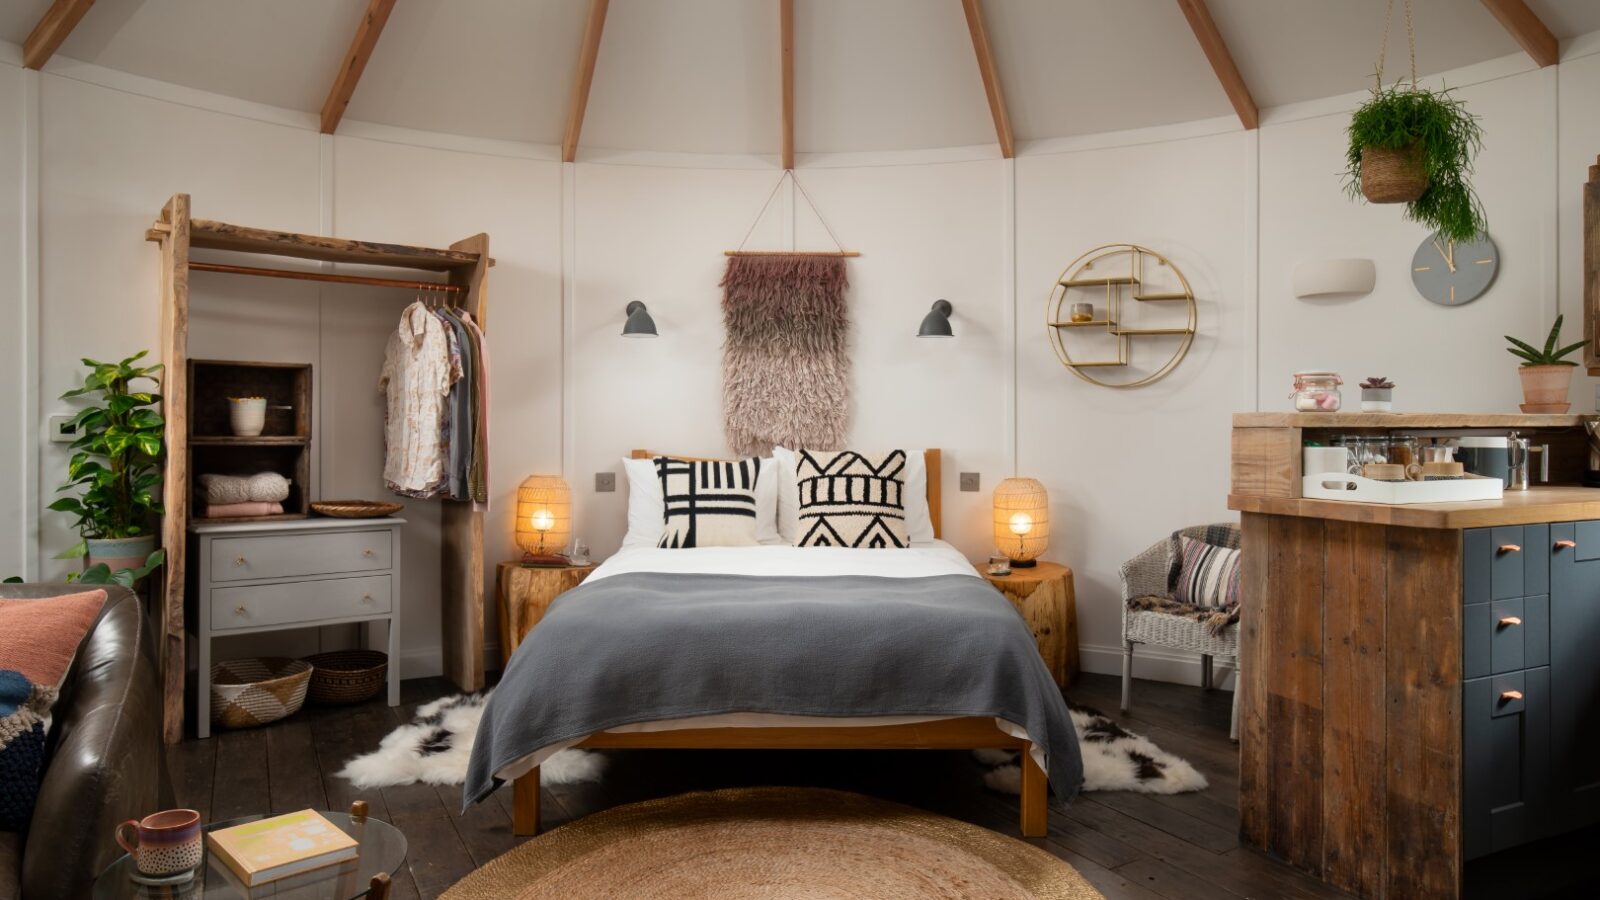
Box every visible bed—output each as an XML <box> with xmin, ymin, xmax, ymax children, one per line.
<box><xmin>465</xmin><ymin>449</ymin><xmax>1079</xmax><ymax>838</ymax></box>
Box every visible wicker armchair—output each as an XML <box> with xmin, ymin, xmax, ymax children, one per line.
<box><xmin>1118</xmin><ymin>523</ymin><xmax>1241</xmax><ymax>741</ymax></box>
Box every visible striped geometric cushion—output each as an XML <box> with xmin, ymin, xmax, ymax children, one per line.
<box><xmin>1172</xmin><ymin>536</ymin><xmax>1241</xmax><ymax>611</ymax></box>
<box><xmin>793</xmin><ymin>449</ymin><xmax>909</xmax><ymax>549</ymax></box>
<box><xmin>655</xmin><ymin>456</ymin><xmax>762</xmax><ymax>549</ymax></box>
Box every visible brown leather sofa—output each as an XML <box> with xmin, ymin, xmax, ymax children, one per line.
<box><xmin>0</xmin><ymin>584</ymin><xmax>169</xmax><ymax>900</ymax></box>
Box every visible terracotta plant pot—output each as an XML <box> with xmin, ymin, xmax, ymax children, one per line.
<box><xmin>1517</xmin><ymin>364</ymin><xmax>1574</xmax><ymax>414</ymax></box>
<box><xmin>1360</xmin><ymin>144</ymin><xmax>1428</xmax><ymax>204</ymax></box>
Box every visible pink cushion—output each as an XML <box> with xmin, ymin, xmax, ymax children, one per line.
<box><xmin>0</xmin><ymin>590</ymin><xmax>106</xmax><ymax>687</ymax></box>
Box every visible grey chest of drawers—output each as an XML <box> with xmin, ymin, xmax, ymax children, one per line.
<box><xmin>189</xmin><ymin>517</ymin><xmax>404</xmax><ymax>739</ymax></box>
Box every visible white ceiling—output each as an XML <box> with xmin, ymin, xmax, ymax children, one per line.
<box><xmin>2</xmin><ymin>0</ymin><xmax>1598</xmax><ymax>154</ymax></box>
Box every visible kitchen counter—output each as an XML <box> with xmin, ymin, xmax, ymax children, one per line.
<box><xmin>1228</xmin><ymin>485</ymin><xmax>1600</xmax><ymax>529</ymax></box>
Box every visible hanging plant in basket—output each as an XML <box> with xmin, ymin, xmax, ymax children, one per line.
<box><xmin>1342</xmin><ymin>0</ymin><xmax>1486</xmax><ymax>242</ymax></box>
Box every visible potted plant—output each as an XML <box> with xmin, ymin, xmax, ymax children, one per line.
<box><xmin>1360</xmin><ymin>376</ymin><xmax>1396</xmax><ymax>412</ymax></box>
<box><xmin>1505</xmin><ymin>315</ymin><xmax>1587</xmax><ymax>414</ymax></box>
<box><xmin>1345</xmin><ymin>81</ymin><xmax>1486</xmax><ymax>242</ymax></box>
<box><xmin>48</xmin><ymin>351</ymin><xmax>165</xmax><ymax>571</ymax></box>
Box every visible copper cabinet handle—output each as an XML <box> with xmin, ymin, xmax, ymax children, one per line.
<box><xmin>1498</xmin><ymin>544</ymin><xmax>1522</xmax><ymax>554</ymax></box>
<box><xmin>1555</xmin><ymin>539</ymin><xmax>1577</xmax><ymax>550</ymax></box>
<box><xmin>1500</xmin><ymin>690</ymin><xmax>1524</xmax><ymax>702</ymax></box>
<box><xmin>1498</xmin><ymin>616</ymin><xmax>1523</xmax><ymax>627</ymax></box>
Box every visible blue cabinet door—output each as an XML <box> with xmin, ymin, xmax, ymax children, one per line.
<box><xmin>1549</xmin><ymin>521</ymin><xmax>1600</xmax><ymax>833</ymax></box>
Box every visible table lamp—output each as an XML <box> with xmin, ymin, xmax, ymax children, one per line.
<box><xmin>993</xmin><ymin>477</ymin><xmax>1048</xmax><ymax>568</ymax></box>
<box><xmin>516</xmin><ymin>475</ymin><xmax>571</xmax><ymax>566</ymax></box>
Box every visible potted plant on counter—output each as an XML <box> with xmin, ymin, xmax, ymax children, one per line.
<box><xmin>48</xmin><ymin>351</ymin><xmax>165</xmax><ymax>572</ymax></box>
<box><xmin>1505</xmin><ymin>315</ymin><xmax>1587</xmax><ymax>414</ymax></box>
<box><xmin>1359</xmin><ymin>376</ymin><xmax>1396</xmax><ymax>412</ymax></box>
<box><xmin>1344</xmin><ymin>81</ymin><xmax>1486</xmax><ymax>242</ymax></box>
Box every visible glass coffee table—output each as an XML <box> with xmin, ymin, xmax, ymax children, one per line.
<box><xmin>93</xmin><ymin>802</ymin><xmax>406</xmax><ymax>899</ymax></box>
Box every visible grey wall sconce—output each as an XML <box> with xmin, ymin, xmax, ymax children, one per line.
<box><xmin>621</xmin><ymin>301</ymin><xmax>658</xmax><ymax>338</ymax></box>
<box><xmin>917</xmin><ymin>300</ymin><xmax>954</xmax><ymax>338</ymax></box>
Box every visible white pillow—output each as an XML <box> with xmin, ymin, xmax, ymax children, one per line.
<box><xmin>772</xmin><ymin>447</ymin><xmax>934</xmax><ymax>544</ymax></box>
<box><xmin>621</xmin><ymin>455</ymin><xmax>781</xmax><ymax>549</ymax></box>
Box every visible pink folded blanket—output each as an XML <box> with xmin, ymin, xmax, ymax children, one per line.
<box><xmin>202</xmin><ymin>501</ymin><xmax>284</xmax><ymax>518</ymax></box>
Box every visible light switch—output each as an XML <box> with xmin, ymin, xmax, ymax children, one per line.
<box><xmin>48</xmin><ymin>414</ymin><xmax>77</xmax><ymax>443</ymax></box>
<box><xmin>960</xmin><ymin>472</ymin><xmax>980</xmax><ymax>492</ymax></box>
<box><xmin>595</xmin><ymin>472</ymin><xmax>617</xmax><ymax>492</ymax></box>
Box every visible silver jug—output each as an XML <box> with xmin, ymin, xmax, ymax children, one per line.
<box><xmin>1507</xmin><ymin>432</ymin><xmax>1549</xmax><ymax>491</ymax></box>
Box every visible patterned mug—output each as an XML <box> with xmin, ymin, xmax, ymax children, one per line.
<box><xmin>115</xmin><ymin>809</ymin><xmax>203</xmax><ymax>877</ymax></box>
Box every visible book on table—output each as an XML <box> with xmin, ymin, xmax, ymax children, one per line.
<box><xmin>205</xmin><ymin>809</ymin><xmax>360</xmax><ymax>886</ymax></box>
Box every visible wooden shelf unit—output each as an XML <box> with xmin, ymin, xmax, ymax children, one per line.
<box><xmin>148</xmin><ymin>193</ymin><xmax>493</xmax><ymax>744</ymax></box>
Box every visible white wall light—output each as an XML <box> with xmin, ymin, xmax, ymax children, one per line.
<box><xmin>1292</xmin><ymin>259</ymin><xmax>1376</xmax><ymax>299</ymax></box>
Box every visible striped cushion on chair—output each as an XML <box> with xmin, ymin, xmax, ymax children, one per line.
<box><xmin>1172</xmin><ymin>536</ymin><xmax>1241</xmax><ymax>610</ymax></box>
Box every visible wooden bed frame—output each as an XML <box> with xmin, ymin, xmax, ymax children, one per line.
<box><xmin>511</xmin><ymin>448</ymin><xmax>1051</xmax><ymax>838</ymax></box>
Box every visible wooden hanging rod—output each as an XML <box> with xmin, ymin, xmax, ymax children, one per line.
<box><xmin>724</xmin><ymin>250</ymin><xmax>861</xmax><ymax>257</ymax></box>
<box><xmin>188</xmin><ymin>261</ymin><xmax>467</xmax><ymax>293</ymax></box>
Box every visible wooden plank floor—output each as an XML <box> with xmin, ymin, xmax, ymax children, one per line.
<box><xmin>166</xmin><ymin>673</ymin><xmax>1593</xmax><ymax>899</ymax></box>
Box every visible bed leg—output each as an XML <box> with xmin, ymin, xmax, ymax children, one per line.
<box><xmin>513</xmin><ymin>767</ymin><xmax>540</xmax><ymax>836</ymax></box>
<box><xmin>1019</xmin><ymin>744</ymin><xmax>1047</xmax><ymax>838</ymax></box>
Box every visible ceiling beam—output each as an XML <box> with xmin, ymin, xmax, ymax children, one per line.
<box><xmin>781</xmin><ymin>0</ymin><xmax>795</xmax><ymax>170</ymax></box>
<box><xmin>1479</xmin><ymin>0</ymin><xmax>1558</xmax><ymax>68</ymax></box>
<box><xmin>1175</xmin><ymin>0</ymin><xmax>1258</xmax><ymax>130</ymax></box>
<box><xmin>563</xmin><ymin>0</ymin><xmax>611</xmax><ymax>164</ymax></box>
<box><xmin>960</xmin><ymin>0</ymin><xmax>1014</xmax><ymax>159</ymax></box>
<box><xmin>22</xmin><ymin>0</ymin><xmax>95</xmax><ymax>70</ymax></box>
<box><xmin>319</xmin><ymin>0</ymin><xmax>398</xmax><ymax>135</ymax></box>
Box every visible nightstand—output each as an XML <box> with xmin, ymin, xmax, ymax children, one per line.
<box><xmin>496</xmin><ymin>561</ymin><xmax>598</xmax><ymax>661</ymax></box>
<box><xmin>978</xmin><ymin>561</ymin><xmax>1079</xmax><ymax>688</ymax></box>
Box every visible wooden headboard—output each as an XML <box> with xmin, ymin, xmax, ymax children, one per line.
<box><xmin>630</xmin><ymin>448</ymin><xmax>942</xmax><ymax>539</ymax></box>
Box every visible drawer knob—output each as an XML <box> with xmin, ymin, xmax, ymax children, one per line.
<box><xmin>233</xmin><ymin>556</ymin><xmax>248</xmax><ymax>567</ymax></box>
<box><xmin>1500</xmin><ymin>689</ymin><xmax>1524</xmax><ymax>702</ymax></box>
<box><xmin>361</xmin><ymin>594</ymin><xmax>374</xmax><ymax>604</ymax></box>
<box><xmin>1498</xmin><ymin>616</ymin><xmax>1524</xmax><ymax>628</ymax></box>
<box><xmin>363</xmin><ymin>549</ymin><xmax>376</xmax><ymax>557</ymax></box>
<box><xmin>1555</xmin><ymin>539</ymin><xmax>1577</xmax><ymax>550</ymax></box>
<box><xmin>1498</xmin><ymin>544</ymin><xmax>1522</xmax><ymax>554</ymax></box>
<box><xmin>234</xmin><ymin>605</ymin><xmax>247</xmax><ymax>616</ymax></box>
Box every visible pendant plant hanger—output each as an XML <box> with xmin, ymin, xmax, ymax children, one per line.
<box><xmin>1345</xmin><ymin>0</ymin><xmax>1487</xmax><ymax>242</ymax></box>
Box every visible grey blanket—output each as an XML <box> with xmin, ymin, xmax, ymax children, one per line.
<box><xmin>464</xmin><ymin>572</ymin><xmax>1083</xmax><ymax>809</ymax></box>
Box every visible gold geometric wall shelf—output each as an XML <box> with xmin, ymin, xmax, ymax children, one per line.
<box><xmin>1046</xmin><ymin>243</ymin><xmax>1196</xmax><ymax>389</ymax></box>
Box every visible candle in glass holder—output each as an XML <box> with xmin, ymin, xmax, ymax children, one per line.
<box><xmin>1069</xmin><ymin>302</ymin><xmax>1094</xmax><ymax>323</ymax></box>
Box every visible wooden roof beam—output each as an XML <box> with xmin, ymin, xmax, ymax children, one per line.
<box><xmin>1175</xmin><ymin>0</ymin><xmax>1259</xmax><ymax>130</ymax></box>
<box><xmin>781</xmin><ymin>0</ymin><xmax>795</xmax><ymax>170</ymax></box>
<box><xmin>1480</xmin><ymin>0</ymin><xmax>1559</xmax><ymax>68</ymax></box>
<box><xmin>22</xmin><ymin>0</ymin><xmax>95</xmax><ymax>70</ymax></box>
<box><xmin>960</xmin><ymin>0</ymin><xmax>1014</xmax><ymax>159</ymax></box>
<box><xmin>563</xmin><ymin>0</ymin><xmax>611</xmax><ymax>163</ymax></box>
<box><xmin>320</xmin><ymin>0</ymin><xmax>398</xmax><ymax>134</ymax></box>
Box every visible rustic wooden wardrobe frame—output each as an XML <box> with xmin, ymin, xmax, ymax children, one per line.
<box><xmin>146</xmin><ymin>193</ymin><xmax>492</xmax><ymax>743</ymax></box>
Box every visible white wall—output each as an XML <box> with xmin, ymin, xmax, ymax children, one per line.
<box><xmin>5</xmin><ymin>36</ymin><xmax>1600</xmax><ymax>688</ymax></box>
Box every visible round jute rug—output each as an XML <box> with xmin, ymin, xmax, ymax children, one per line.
<box><xmin>441</xmin><ymin>787</ymin><xmax>1103</xmax><ymax>899</ymax></box>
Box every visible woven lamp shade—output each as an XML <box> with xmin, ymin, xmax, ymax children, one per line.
<box><xmin>515</xmin><ymin>475</ymin><xmax>571</xmax><ymax>555</ymax></box>
<box><xmin>993</xmin><ymin>477</ymin><xmax>1049</xmax><ymax>566</ymax></box>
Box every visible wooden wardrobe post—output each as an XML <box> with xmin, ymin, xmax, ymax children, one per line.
<box><xmin>157</xmin><ymin>193</ymin><xmax>192</xmax><ymax>745</ymax></box>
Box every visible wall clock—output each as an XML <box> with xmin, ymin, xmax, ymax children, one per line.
<box><xmin>1411</xmin><ymin>233</ymin><xmax>1498</xmax><ymax>306</ymax></box>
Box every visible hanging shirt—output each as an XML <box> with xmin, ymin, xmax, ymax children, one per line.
<box><xmin>435</xmin><ymin>306</ymin><xmax>476</xmax><ymax>501</ymax></box>
<box><xmin>379</xmin><ymin>301</ymin><xmax>460</xmax><ymax>495</ymax></box>
<box><xmin>461</xmin><ymin>312</ymin><xmax>490</xmax><ymax>504</ymax></box>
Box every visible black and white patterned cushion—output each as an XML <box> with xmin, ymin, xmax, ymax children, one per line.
<box><xmin>655</xmin><ymin>457</ymin><xmax>762</xmax><ymax>548</ymax></box>
<box><xmin>793</xmin><ymin>449</ymin><xmax>909</xmax><ymax>549</ymax></box>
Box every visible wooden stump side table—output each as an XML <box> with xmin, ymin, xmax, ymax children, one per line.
<box><xmin>978</xmin><ymin>561</ymin><xmax>1079</xmax><ymax>688</ymax></box>
<box><xmin>497</xmin><ymin>561</ymin><xmax>598</xmax><ymax>661</ymax></box>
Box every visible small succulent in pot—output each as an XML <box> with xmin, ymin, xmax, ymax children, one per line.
<box><xmin>1359</xmin><ymin>376</ymin><xmax>1396</xmax><ymax>412</ymax></box>
<box><xmin>1505</xmin><ymin>315</ymin><xmax>1587</xmax><ymax>414</ymax></box>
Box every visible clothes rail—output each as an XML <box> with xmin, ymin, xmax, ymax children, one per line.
<box><xmin>188</xmin><ymin>261</ymin><xmax>467</xmax><ymax>293</ymax></box>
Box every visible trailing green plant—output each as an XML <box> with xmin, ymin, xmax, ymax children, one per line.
<box><xmin>1345</xmin><ymin>80</ymin><xmax>1486</xmax><ymax>242</ymax></box>
<box><xmin>48</xmin><ymin>351</ymin><xmax>164</xmax><ymax>559</ymax></box>
<box><xmin>3</xmin><ymin>549</ymin><xmax>166</xmax><ymax>589</ymax></box>
<box><xmin>1505</xmin><ymin>314</ymin><xmax>1587</xmax><ymax>367</ymax></box>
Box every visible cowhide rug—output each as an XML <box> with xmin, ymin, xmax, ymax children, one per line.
<box><xmin>337</xmin><ymin>694</ymin><xmax>1204</xmax><ymax>796</ymax></box>
<box><xmin>975</xmin><ymin>701</ymin><xmax>1207</xmax><ymax>795</ymax></box>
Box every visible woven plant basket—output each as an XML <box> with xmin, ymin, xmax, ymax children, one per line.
<box><xmin>1360</xmin><ymin>144</ymin><xmax>1428</xmax><ymax>203</ymax></box>
<box><xmin>210</xmin><ymin>657</ymin><xmax>312</xmax><ymax>729</ymax></box>
<box><xmin>311</xmin><ymin>499</ymin><xmax>404</xmax><ymax>518</ymax></box>
<box><xmin>304</xmin><ymin>649</ymin><xmax>388</xmax><ymax>705</ymax></box>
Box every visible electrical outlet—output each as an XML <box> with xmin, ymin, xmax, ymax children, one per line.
<box><xmin>48</xmin><ymin>414</ymin><xmax>78</xmax><ymax>444</ymax></box>
<box><xmin>595</xmin><ymin>472</ymin><xmax>617</xmax><ymax>492</ymax></box>
<box><xmin>960</xmin><ymin>472</ymin><xmax>980</xmax><ymax>492</ymax></box>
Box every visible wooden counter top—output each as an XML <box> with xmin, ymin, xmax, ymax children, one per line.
<box><xmin>1228</xmin><ymin>485</ymin><xmax>1600</xmax><ymax>529</ymax></box>
<box><xmin>1234</xmin><ymin>412</ymin><xmax>1588</xmax><ymax>428</ymax></box>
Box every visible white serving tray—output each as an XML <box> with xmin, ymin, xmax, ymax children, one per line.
<box><xmin>1302</xmin><ymin>472</ymin><xmax>1504</xmax><ymax>505</ymax></box>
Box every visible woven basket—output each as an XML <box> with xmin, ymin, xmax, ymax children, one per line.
<box><xmin>311</xmin><ymin>499</ymin><xmax>404</xmax><ymax>518</ymax></box>
<box><xmin>1360</xmin><ymin>144</ymin><xmax>1428</xmax><ymax>203</ymax></box>
<box><xmin>304</xmin><ymin>650</ymin><xmax>388</xmax><ymax>705</ymax></box>
<box><xmin>210</xmin><ymin>658</ymin><xmax>312</xmax><ymax>729</ymax></box>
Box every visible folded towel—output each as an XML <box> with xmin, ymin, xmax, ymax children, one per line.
<box><xmin>202</xmin><ymin>501</ymin><xmax>284</xmax><ymax>519</ymax></box>
<box><xmin>199</xmin><ymin>473</ymin><xmax>291</xmax><ymax>505</ymax></box>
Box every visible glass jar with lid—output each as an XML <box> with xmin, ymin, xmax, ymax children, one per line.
<box><xmin>1290</xmin><ymin>371</ymin><xmax>1343</xmax><ymax>412</ymax></box>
